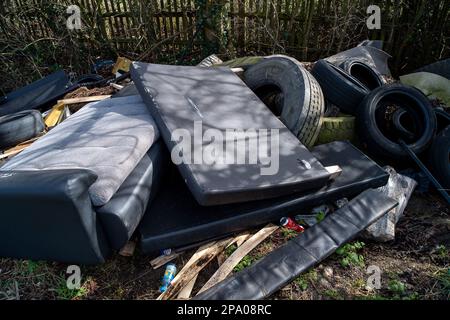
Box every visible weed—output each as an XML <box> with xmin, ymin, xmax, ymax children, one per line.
<box><xmin>233</xmin><ymin>255</ymin><xmax>254</xmax><ymax>272</ymax></box>
<box><xmin>281</xmin><ymin>228</ymin><xmax>298</xmax><ymax>240</ymax></box>
<box><xmin>294</xmin><ymin>276</ymin><xmax>309</xmax><ymax>291</ymax></box>
<box><xmin>436</xmin><ymin>268</ymin><xmax>450</xmax><ymax>298</ymax></box>
<box><xmin>225</xmin><ymin>244</ymin><xmax>237</xmax><ymax>257</ymax></box>
<box><xmin>306</xmin><ymin>270</ymin><xmax>319</xmax><ymax>282</ymax></box>
<box><xmin>56</xmin><ymin>277</ymin><xmax>88</xmax><ymax>300</ymax></box>
<box><xmin>323</xmin><ymin>289</ymin><xmax>342</xmax><ymax>300</ymax></box>
<box><xmin>315</xmin><ymin>211</ymin><xmax>326</xmax><ymax>223</ymax></box>
<box><xmin>435</xmin><ymin>245</ymin><xmax>448</xmax><ymax>259</ymax></box>
<box><xmin>388</xmin><ymin>279</ymin><xmax>406</xmax><ymax>295</ymax></box>
<box><xmin>352</xmin><ymin>278</ymin><xmax>366</xmax><ymax>289</ymax></box>
<box><xmin>335</xmin><ymin>241</ymin><xmax>365</xmax><ymax>268</ymax></box>
<box><xmin>17</xmin><ymin>260</ymin><xmax>45</xmax><ymax>276</ymax></box>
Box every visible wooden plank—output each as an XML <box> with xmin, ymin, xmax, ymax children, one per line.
<box><xmin>176</xmin><ymin>232</ymin><xmax>251</xmax><ymax>300</ymax></box>
<box><xmin>158</xmin><ymin>237</ymin><xmax>233</xmax><ymax>300</ymax></box>
<box><xmin>197</xmin><ymin>224</ymin><xmax>279</xmax><ymax>295</ymax></box>
<box><xmin>58</xmin><ymin>95</ymin><xmax>111</xmax><ymax>105</ymax></box>
<box><xmin>176</xmin><ymin>274</ymin><xmax>198</xmax><ymax>300</ymax></box>
<box><xmin>151</xmin><ymin>252</ymin><xmax>181</xmax><ymax>270</ymax></box>
<box><xmin>0</xmin><ymin>136</ymin><xmax>42</xmax><ymax>160</ymax></box>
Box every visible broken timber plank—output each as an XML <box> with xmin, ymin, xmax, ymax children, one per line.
<box><xmin>177</xmin><ymin>232</ymin><xmax>252</xmax><ymax>300</ymax></box>
<box><xmin>217</xmin><ymin>232</ymin><xmax>252</xmax><ymax>266</ymax></box>
<box><xmin>158</xmin><ymin>237</ymin><xmax>232</xmax><ymax>300</ymax></box>
<box><xmin>58</xmin><ymin>95</ymin><xmax>111</xmax><ymax>105</ymax></box>
<box><xmin>151</xmin><ymin>253</ymin><xmax>181</xmax><ymax>270</ymax></box>
<box><xmin>177</xmin><ymin>274</ymin><xmax>198</xmax><ymax>300</ymax></box>
<box><xmin>0</xmin><ymin>136</ymin><xmax>43</xmax><ymax>160</ymax></box>
<box><xmin>197</xmin><ymin>224</ymin><xmax>279</xmax><ymax>295</ymax></box>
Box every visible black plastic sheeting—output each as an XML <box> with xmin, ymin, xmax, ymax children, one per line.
<box><xmin>0</xmin><ymin>70</ymin><xmax>74</xmax><ymax>116</ymax></box>
<box><xmin>131</xmin><ymin>62</ymin><xmax>332</xmax><ymax>206</ymax></box>
<box><xmin>194</xmin><ymin>189</ymin><xmax>398</xmax><ymax>300</ymax></box>
<box><xmin>139</xmin><ymin>141</ymin><xmax>389</xmax><ymax>253</ymax></box>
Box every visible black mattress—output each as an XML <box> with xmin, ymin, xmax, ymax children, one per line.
<box><xmin>131</xmin><ymin>62</ymin><xmax>333</xmax><ymax>206</ymax></box>
<box><xmin>139</xmin><ymin>141</ymin><xmax>389</xmax><ymax>253</ymax></box>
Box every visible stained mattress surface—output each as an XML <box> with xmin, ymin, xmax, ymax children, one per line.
<box><xmin>132</xmin><ymin>62</ymin><xmax>332</xmax><ymax>206</ymax></box>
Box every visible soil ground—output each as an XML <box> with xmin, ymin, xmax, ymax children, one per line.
<box><xmin>0</xmin><ymin>192</ymin><xmax>448</xmax><ymax>300</ymax></box>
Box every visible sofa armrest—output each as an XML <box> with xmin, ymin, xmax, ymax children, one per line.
<box><xmin>0</xmin><ymin>169</ymin><xmax>110</xmax><ymax>264</ymax></box>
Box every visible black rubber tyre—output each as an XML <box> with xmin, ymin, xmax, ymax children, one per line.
<box><xmin>415</xmin><ymin>58</ymin><xmax>450</xmax><ymax>80</ymax></box>
<box><xmin>0</xmin><ymin>110</ymin><xmax>45</xmax><ymax>150</ymax></box>
<box><xmin>197</xmin><ymin>54</ymin><xmax>223</xmax><ymax>68</ymax></box>
<box><xmin>428</xmin><ymin>125</ymin><xmax>450</xmax><ymax>190</ymax></box>
<box><xmin>74</xmin><ymin>74</ymin><xmax>105</xmax><ymax>88</ymax></box>
<box><xmin>311</xmin><ymin>59</ymin><xmax>369</xmax><ymax>115</ymax></box>
<box><xmin>244</xmin><ymin>55</ymin><xmax>325</xmax><ymax>147</ymax></box>
<box><xmin>356</xmin><ymin>84</ymin><xmax>437</xmax><ymax>160</ymax></box>
<box><xmin>392</xmin><ymin>109</ymin><xmax>417</xmax><ymax>141</ymax></box>
<box><xmin>339</xmin><ymin>59</ymin><xmax>384</xmax><ymax>90</ymax></box>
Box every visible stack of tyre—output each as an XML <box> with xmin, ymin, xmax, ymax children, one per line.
<box><xmin>236</xmin><ymin>54</ymin><xmax>448</xmax><ymax>190</ymax></box>
<box><xmin>310</xmin><ymin>59</ymin><xmax>449</xmax><ymax>190</ymax></box>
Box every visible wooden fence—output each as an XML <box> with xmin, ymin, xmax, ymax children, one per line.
<box><xmin>0</xmin><ymin>0</ymin><xmax>449</xmax><ymax>93</ymax></box>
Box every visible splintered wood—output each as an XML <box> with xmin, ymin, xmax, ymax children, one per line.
<box><xmin>158</xmin><ymin>224</ymin><xmax>278</xmax><ymax>300</ymax></box>
<box><xmin>198</xmin><ymin>224</ymin><xmax>278</xmax><ymax>294</ymax></box>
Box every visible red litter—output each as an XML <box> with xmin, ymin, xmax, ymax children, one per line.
<box><xmin>280</xmin><ymin>217</ymin><xmax>305</xmax><ymax>233</ymax></box>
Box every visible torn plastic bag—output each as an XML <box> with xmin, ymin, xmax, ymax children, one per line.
<box><xmin>194</xmin><ymin>189</ymin><xmax>398</xmax><ymax>300</ymax></box>
<box><xmin>325</xmin><ymin>41</ymin><xmax>392</xmax><ymax>77</ymax></box>
<box><xmin>363</xmin><ymin>167</ymin><xmax>417</xmax><ymax>242</ymax></box>
<box><xmin>400</xmin><ymin>72</ymin><xmax>450</xmax><ymax>106</ymax></box>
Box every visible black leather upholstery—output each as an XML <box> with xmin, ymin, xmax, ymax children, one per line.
<box><xmin>0</xmin><ymin>169</ymin><xmax>110</xmax><ymax>264</ymax></box>
<box><xmin>0</xmin><ymin>141</ymin><xmax>167</xmax><ymax>264</ymax></box>
<box><xmin>97</xmin><ymin>141</ymin><xmax>167</xmax><ymax>250</ymax></box>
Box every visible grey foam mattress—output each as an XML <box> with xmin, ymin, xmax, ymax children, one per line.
<box><xmin>131</xmin><ymin>62</ymin><xmax>333</xmax><ymax>206</ymax></box>
<box><xmin>2</xmin><ymin>95</ymin><xmax>159</xmax><ymax>206</ymax></box>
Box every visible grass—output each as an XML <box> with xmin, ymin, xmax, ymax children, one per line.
<box><xmin>56</xmin><ymin>278</ymin><xmax>89</xmax><ymax>300</ymax></box>
<box><xmin>388</xmin><ymin>279</ymin><xmax>406</xmax><ymax>295</ymax></box>
<box><xmin>436</xmin><ymin>268</ymin><xmax>450</xmax><ymax>299</ymax></box>
<box><xmin>323</xmin><ymin>289</ymin><xmax>342</xmax><ymax>300</ymax></box>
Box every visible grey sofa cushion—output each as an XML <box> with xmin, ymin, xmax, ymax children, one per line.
<box><xmin>2</xmin><ymin>95</ymin><xmax>159</xmax><ymax>206</ymax></box>
<box><xmin>97</xmin><ymin>141</ymin><xmax>168</xmax><ymax>250</ymax></box>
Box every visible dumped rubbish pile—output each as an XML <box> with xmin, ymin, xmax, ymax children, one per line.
<box><xmin>0</xmin><ymin>42</ymin><xmax>448</xmax><ymax>300</ymax></box>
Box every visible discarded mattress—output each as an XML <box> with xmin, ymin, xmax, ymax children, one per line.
<box><xmin>194</xmin><ymin>189</ymin><xmax>398</xmax><ymax>300</ymax></box>
<box><xmin>139</xmin><ymin>141</ymin><xmax>390</xmax><ymax>253</ymax></box>
<box><xmin>2</xmin><ymin>95</ymin><xmax>159</xmax><ymax>206</ymax></box>
<box><xmin>131</xmin><ymin>62</ymin><xmax>334</xmax><ymax>206</ymax></box>
<box><xmin>0</xmin><ymin>70</ymin><xmax>75</xmax><ymax>116</ymax></box>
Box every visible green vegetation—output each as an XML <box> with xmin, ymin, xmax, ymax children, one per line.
<box><xmin>233</xmin><ymin>255</ymin><xmax>254</xmax><ymax>272</ymax></box>
<box><xmin>335</xmin><ymin>241</ymin><xmax>365</xmax><ymax>268</ymax></box>
<box><xmin>56</xmin><ymin>277</ymin><xmax>89</xmax><ymax>300</ymax></box>
<box><xmin>388</xmin><ymin>279</ymin><xmax>406</xmax><ymax>295</ymax></box>
<box><xmin>294</xmin><ymin>270</ymin><xmax>319</xmax><ymax>291</ymax></box>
